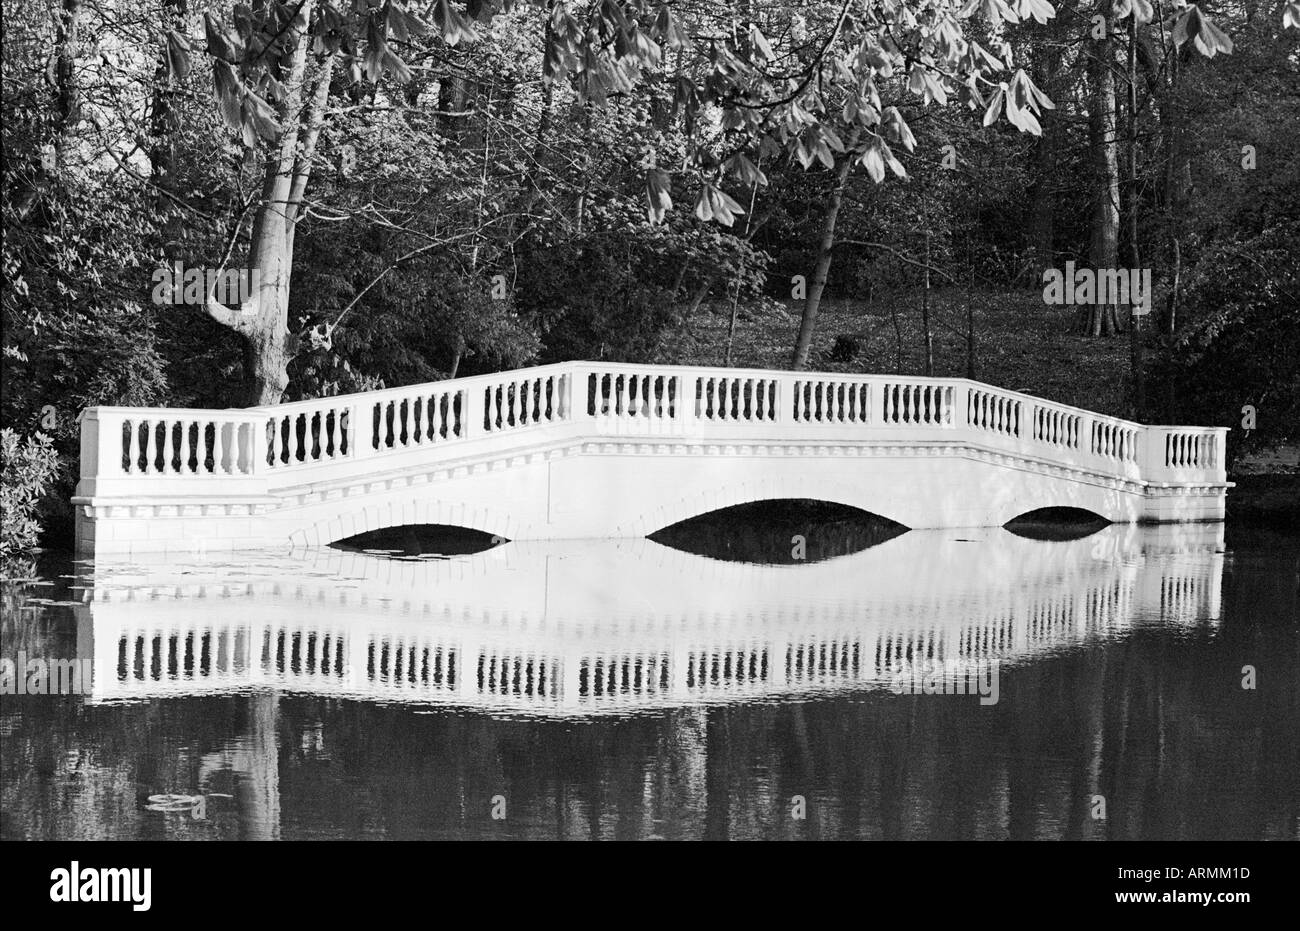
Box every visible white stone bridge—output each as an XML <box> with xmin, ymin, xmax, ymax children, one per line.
<box><xmin>73</xmin><ymin>361</ymin><xmax>1229</xmax><ymax>556</ymax></box>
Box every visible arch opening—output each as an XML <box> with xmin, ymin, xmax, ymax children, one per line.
<box><xmin>1003</xmin><ymin>507</ymin><xmax>1111</xmax><ymax>541</ymax></box>
<box><xmin>330</xmin><ymin>524</ymin><xmax>507</xmax><ymax>558</ymax></box>
<box><xmin>649</xmin><ymin>499</ymin><xmax>908</xmax><ymax>564</ymax></box>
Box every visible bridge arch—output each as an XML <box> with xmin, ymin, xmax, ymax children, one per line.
<box><xmin>629</xmin><ymin>474</ymin><xmax>913</xmax><ymax>537</ymax></box>
<box><xmin>288</xmin><ymin>495</ymin><xmax>518</xmax><ymax>551</ymax></box>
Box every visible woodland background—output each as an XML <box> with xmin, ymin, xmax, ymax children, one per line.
<box><xmin>2</xmin><ymin>0</ymin><xmax>1297</xmax><ymax>555</ymax></box>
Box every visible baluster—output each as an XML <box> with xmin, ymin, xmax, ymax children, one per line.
<box><xmin>405</xmin><ymin>396</ymin><xmax>420</xmax><ymax>444</ymax></box>
<box><xmin>167</xmin><ymin>420</ymin><xmax>180</xmax><ymax>472</ymax></box>
<box><xmin>141</xmin><ymin>420</ymin><xmax>155</xmax><ymax>473</ymax></box>
<box><xmin>187</xmin><ymin>419</ymin><xmax>199</xmax><ymax>472</ymax></box>
<box><xmin>267</xmin><ymin>417</ymin><xmax>279</xmax><ymax>467</ymax></box>
<box><xmin>123</xmin><ymin>419</ymin><xmax>137</xmax><ymax>473</ymax></box>
<box><xmin>212</xmin><ymin>420</ymin><xmax>225</xmax><ymax>474</ymax></box>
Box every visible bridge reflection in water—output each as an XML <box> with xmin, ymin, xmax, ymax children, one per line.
<box><xmin>77</xmin><ymin>524</ymin><xmax>1225</xmax><ymax>714</ymax></box>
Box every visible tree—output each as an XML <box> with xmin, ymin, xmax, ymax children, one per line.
<box><xmin>186</xmin><ymin>0</ymin><xmax>1069</xmax><ymax>398</ymax></box>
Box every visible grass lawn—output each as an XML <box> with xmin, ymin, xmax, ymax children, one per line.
<box><xmin>664</xmin><ymin>288</ymin><xmax>1139</xmax><ymax>421</ymax></box>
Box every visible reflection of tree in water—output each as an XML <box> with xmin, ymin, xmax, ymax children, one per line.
<box><xmin>650</xmin><ymin>499</ymin><xmax>908</xmax><ymax>564</ymax></box>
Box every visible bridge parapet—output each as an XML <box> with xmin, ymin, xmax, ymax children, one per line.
<box><xmin>72</xmin><ymin>361</ymin><xmax>1229</xmax><ymax>555</ymax></box>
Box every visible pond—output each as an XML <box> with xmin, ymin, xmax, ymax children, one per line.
<box><xmin>2</xmin><ymin>510</ymin><xmax>1296</xmax><ymax>840</ymax></box>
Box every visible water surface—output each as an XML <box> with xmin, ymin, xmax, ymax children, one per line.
<box><xmin>2</xmin><ymin>518</ymin><xmax>1296</xmax><ymax>840</ymax></box>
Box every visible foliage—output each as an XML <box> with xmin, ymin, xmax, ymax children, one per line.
<box><xmin>1161</xmin><ymin>221</ymin><xmax>1300</xmax><ymax>457</ymax></box>
<box><xmin>0</xmin><ymin>431</ymin><xmax>61</xmax><ymax>569</ymax></box>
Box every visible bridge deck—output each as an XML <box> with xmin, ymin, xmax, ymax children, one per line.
<box><xmin>73</xmin><ymin>362</ymin><xmax>1229</xmax><ymax>556</ymax></box>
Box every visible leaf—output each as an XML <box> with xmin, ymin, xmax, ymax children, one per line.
<box><xmin>1173</xmin><ymin>6</ymin><xmax>1234</xmax><ymax>57</ymax></box>
<box><xmin>725</xmin><ymin>152</ymin><xmax>768</xmax><ymax>187</ymax></box>
<box><xmin>884</xmin><ymin>106</ymin><xmax>917</xmax><ymax>151</ymax></box>
<box><xmin>653</xmin><ymin>6</ymin><xmax>691</xmax><ymax>50</ymax></box>
<box><xmin>203</xmin><ymin>12</ymin><xmax>241</xmax><ymax>61</ymax></box>
<box><xmin>907</xmin><ymin>63</ymin><xmax>927</xmax><ymax>97</ymax></box>
<box><xmin>1286</xmin><ymin>3</ymin><xmax>1300</xmax><ymax>29</ymax></box>
<box><xmin>645</xmin><ymin>168</ymin><xmax>672</xmax><ymax>224</ymax></box>
<box><xmin>432</xmin><ymin>0</ymin><xmax>477</xmax><ymax>47</ymax></box>
<box><xmin>862</xmin><ymin>42</ymin><xmax>893</xmax><ymax>77</ymax></box>
<box><xmin>694</xmin><ymin>186</ymin><xmax>714</xmax><ymax>222</ymax></box>
<box><xmin>165</xmin><ymin>29</ymin><xmax>191</xmax><ymax>81</ymax></box>
<box><xmin>749</xmin><ymin>23</ymin><xmax>774</xmax><ymax>62</ymax></box>
<box><xmin>213</xmin><ymin>61</ymin><xmax>244</xmax><ymax>131</ymax></box>
<box><xmin>1194</xmin><ymin>11</ymin><xmax>1234</xmax><ymax>56</ymax></box>
<box><xmin>859</xmin><ymin>143</ymin><xmax>885</xmax><ymax>183</ymax></box>
<box><xmin>695</xmin><ymin>183</ymin><xmax>745</xmax><ymax>226</ymax></box>
<box><xmin>982</xmin><ymin>87</ymin><xmax>1005</xmax><ymax>127</ymax></box>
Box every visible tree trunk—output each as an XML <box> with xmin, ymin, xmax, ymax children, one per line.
<box><xmin>791</xmin><ymin>149</ymin><xmax>855</xmax><ymax>369</ymax></box>
<box><xmin>1026</xmin><ymin>40</ymin><xmax>1061</xmax><ymax>281</ymax></box>
<box><xmin>922</xmin><ymin>230</ymin><xmax>933</xmax><ymax>376</ymax></box>
<box><xmin>54</xmin><ymin>0</ymin><xmax>82</xmax><ymax>169</ymax></box>
<box><xmin>204</xmin><ymin>4</ymin><xmax>334</xmax><ymax>406</ymax></box>
<box><xmin>1126</xmin><ymin>17</ymin><xmax>1145</xmax><ymax>417</ymax></box>
<box><xmin>1085</xmin><ymin>2</ymin><xmax>1121</xmax><ymax>338</ymax></box>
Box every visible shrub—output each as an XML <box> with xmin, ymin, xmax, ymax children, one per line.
<box><xmin>0</xmin><ymin>429</ymin><xmax>60</xmax><ymax>566</ymax></box>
